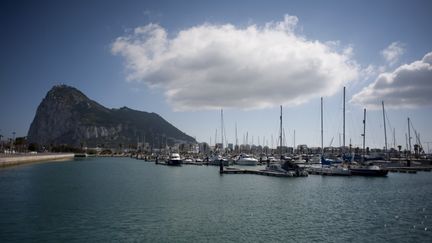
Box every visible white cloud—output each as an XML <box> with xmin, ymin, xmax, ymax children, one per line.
<box><xmin>351</xmin><ymin>52</ymin><xmax>432</xmax><ymax>109</ymax></box>
<box><xmin>381</xmin><ymin>42</ymin><xmax>405</xmax><ymax>66</ymax></box>
<box><xmin>112</xmin><ymin>15</ymin><xmax>359</xmax><ymax>111</ymax></box>
<box><xmin>362</xmin><ymin>64</ymin><xmax>377</xmax><ymax>80</ymax></box>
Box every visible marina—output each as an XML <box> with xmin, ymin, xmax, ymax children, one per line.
<box><xmin>138</xmin><ymin>153</ymin><xmax>432</xmax><ymax>177</ymax></box>
<box><xmin>1</xmin><ymin>1</ymin><xmax>431</xmax><ymax>242</ymax></box>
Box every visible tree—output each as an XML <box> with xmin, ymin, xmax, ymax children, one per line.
<box><xmin>28</xmin><ymin>143</ymin><xmax>39</xmax><ymax>152</ymax></box>
<box><xmin>14</xmin><ymin>137</ymin><xmax>27</xmax><ymax>153</ymax></box>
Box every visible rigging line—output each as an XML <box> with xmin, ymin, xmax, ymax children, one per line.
<box><xmin>383</xmin><ymin>108</ymin><xmax>397</xmax><ymax>149</ymax></box>
<box><xmin>409</xmin><ymin>120</ymin><xmax>422</xmax><ymax>146</ymax></box>
<box><xmin>384</xmin><ymin>109</ymin><xmax>394</xmax><ymax>132</ymax></box>
<box><xmin>365</xmin><ymin>111</ymin><xmax>379</xmax><ymax>148</ymax></box>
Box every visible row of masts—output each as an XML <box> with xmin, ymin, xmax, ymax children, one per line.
<box><xmin>213</xmin><ymin>87</ymin><xmax>422</xmax><ymax>155</ymax></box>
<box><xmin>320</xmin><ymin>87</ymin><xmax>421</xmax><ymax>159</ymax></box>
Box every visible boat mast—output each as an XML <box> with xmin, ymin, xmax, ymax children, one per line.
<box><xmin>408</xmin><ymin>117</ymin><xmax>412</xmax><ymax>153</ymax></box>
<box><xmin>405</xmin><ymin>133</ymin><xmax>408</xmax><ymax>151</ymax></box>
<box><xmin>293</xmin><ymin>130</ymin><xmax>296</xmax><ymax>154</ymax></box>
<box><xmin>382</xmin><ymin>101</ymin><xmax>388</xmax><ymax>152</ymax></box>
<box><xmin>215</xmin><ymin>129</ymin><xmax>217</xmax><ymax>147</ymax></box>
<box><xmin>235</xmin><ymin>122</ymin><xmax>238</xmax><ymax>148</ymax></box>
<box><xmin>362</xmin><ymin>108</ymin><xmax>366</xmax><ymax>163</ymax></box>
<box><xmin>280</xmin><ymin>105</ymin><xmax>283</xmax><ymax>160</ymax></box>
<box><xmin>321</xmin><ymin>97</ymin><xmax>324</xmax><ymax>157</ymax></box>
<box><xmin>343</xmin><ymin>86</ymin><xmax>346</xmax><ymax>149</ymax></box>
<box><xmin>221</xmin><ymin>109</ymin><xmax>224</xmax><ymax>152</ymax></box>
<box><xmin>271</xmin><ymin>134</ymin><xmax>274</xmax><ymax>149</ymax></box>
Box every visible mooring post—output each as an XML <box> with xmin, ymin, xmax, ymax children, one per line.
<box><xmin>219</xmin><ymin>159</ymin><xmax>223</xmax><ymax>173</ymax></box>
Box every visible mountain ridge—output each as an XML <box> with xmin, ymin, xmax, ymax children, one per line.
<box><xmin>27</xmin><ymin>85</ymin><xmax>196</xmax><ymax>148</ymax></box>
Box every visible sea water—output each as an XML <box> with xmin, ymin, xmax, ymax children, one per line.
<box><xmin>0</xmin><ymin>157</ymin><xmax>431</xmax><ymax>242</ymax></box>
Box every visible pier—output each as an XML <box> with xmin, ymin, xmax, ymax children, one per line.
<box><xmin>0</xmin><ymin>153</ymin><xmax>75</xmax><ymax>168</ymax></box>
<box><xmin>220</xmin><ymin>167</ymin><xmax>308</xmax><ymax>177</ymax></box>
<box><xmin>307</xmin><ymin>167</ymin><xmax>351</xmax><ymax>176</ymax></box>
<box><xmin>386</xmin><ymin>166</ymin><xmax>431</xmax><ymax>173</ymax></box>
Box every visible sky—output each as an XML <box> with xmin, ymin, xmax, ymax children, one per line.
<box><xmin>1</xmin><ymin>0</ymin><xmax>432</xmax><ymax>151</ymax></box>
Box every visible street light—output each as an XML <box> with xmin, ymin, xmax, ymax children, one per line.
<box><xmin>0</xmin><ymin>133</ymin><xmax>3</xmax><ymax>153</ymax></box>
<box><xmin>12</xmin><ymin>131</ymin><xmax>16</xmax><ymax>153</ymax></box>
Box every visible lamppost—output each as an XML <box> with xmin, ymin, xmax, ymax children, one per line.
<box><xmin>12</xmin><ymin>131</ymin><xmax>16</xmax><ymax>153</ymax></box>
<box><xmin>0</xmin><ymin>133</ymin><xmax>3</xmax><ymax>153</ymax></box>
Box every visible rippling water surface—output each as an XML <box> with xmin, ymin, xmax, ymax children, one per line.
<box><xmin>1</xmin><ymin>157</ymin><xmax>431</xmax><ymax>242</ymax></box>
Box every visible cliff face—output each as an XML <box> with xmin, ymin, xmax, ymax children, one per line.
<box><xmin>27</xmin><ymin>85</ymin><xmax>195</xmax><ymax>147</ymax></box>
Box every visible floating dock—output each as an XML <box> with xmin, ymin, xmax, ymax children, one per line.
<box><xmin>220</xmin><ymin>167</ymin><xmax>308</xmax><ymax>177</ymax></box>
<box><xmin>386</xmin><ymin>167</ymin><xmax>431</xmax><ymax>173</ymax></box>
<box><xmin>307</xmin><ymin>167</ymin><xmax>351</xmax><ymax>176</ymax></box>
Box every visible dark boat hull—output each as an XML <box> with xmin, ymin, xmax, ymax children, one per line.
<box><xmin>210</xmin><ymin>160</ymin><xmax>229</xmax><ymax>166</ymax></box>
<box><xmin>350</xmin><ymin>168</ymin><xmax>388</xmax><ymax>176</ymax></box>
<box><xmin>167</xmin><ymin>160</ymin><xmax>182</xmax><ymax>166</ymax></box>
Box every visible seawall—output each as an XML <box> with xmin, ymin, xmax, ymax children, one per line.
<box><xmin>0</xmin><ymin>153</ymin><xmax>75</xmax><ymax>168</ymax></box>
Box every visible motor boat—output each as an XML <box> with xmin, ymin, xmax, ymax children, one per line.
<box><xmin>235</xmin><ymin>154</ymin><xmax>258</xmax><ymax>166</ymax></box>
<box><xmin>167</xmin><ymin>153</ymin><xmax>182</xmax><ymax>166</ymax></box>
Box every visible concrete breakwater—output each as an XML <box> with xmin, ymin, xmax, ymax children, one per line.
<box><xmin>0</xmin><ymin>153</ymin><xmax>75</xmax><ymax>168</ymax></box>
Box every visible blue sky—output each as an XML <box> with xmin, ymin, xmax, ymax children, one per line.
<box><xmin>1</xmin><ymin>0</ymin><xmax>432</xmax><ymax>151</ymax></box>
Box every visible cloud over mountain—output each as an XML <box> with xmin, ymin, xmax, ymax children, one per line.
<box><xmin>112</xmin><ymin>15</ymin><xmax>359</xmax><ymax>111</ymax></box>
<box><xmin>352</xmin><ymin>52</ymin><xmax>432</xmax><ymax>109</ymax></box>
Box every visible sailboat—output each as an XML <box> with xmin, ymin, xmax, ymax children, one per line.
<box><xmin>310</xmin><ymin>97</ymin><xmax>351</xmax><ymax>176</ymax></box>
<box><xmin>349</xmin><ymin>108</ymin><xmax>388</xmax><ymax>176</ymax></box>
<box><xmin>265</xmin><ymin>106</ymin><xmax>308</xmax><ymax>176</ymax></box>
<box><xmin>211</xmin><ymin>109</ymin><xmax>229</xmax><ymax>166</ymax></box>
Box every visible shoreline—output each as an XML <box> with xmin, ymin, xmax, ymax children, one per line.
<box><xmin>0</xmin><ymin>153</ymin><xmax>75</xmax><ymax>168</ymax></box>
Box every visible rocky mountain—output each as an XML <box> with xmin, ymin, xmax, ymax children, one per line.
<box><xmin>27</xmin><ymin>85</ymin><xmax>196</xmax><ymax>148</ymax></box>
